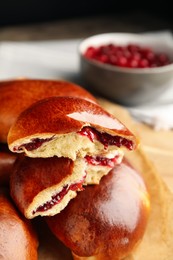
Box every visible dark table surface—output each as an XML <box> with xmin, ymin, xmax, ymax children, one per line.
<box><xmin>0</xmin><ymin>12</ymin><xmax>172</xmax><ymax>41</ymax></box>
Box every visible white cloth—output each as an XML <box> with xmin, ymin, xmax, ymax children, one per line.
<box><xmin>0</xmin><ymin>39</ymin><xmax>81</xmax><ymax>80</ymax></box>
<box><xmin>128</xmin><ymin>102</ymin><xmax>173</xmax><ymax>130</ymax></box>
<box><xmin>0</xmin><ymin>32</ymin><xmax>173</xmax><ymax>130</ymax></box>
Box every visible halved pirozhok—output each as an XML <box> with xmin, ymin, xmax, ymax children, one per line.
<box><xmin>8</xmin><ymin>96</ymin><xmax>138</xmax><ymax>162</ymax></box>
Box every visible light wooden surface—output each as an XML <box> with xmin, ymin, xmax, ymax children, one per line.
<box><xmin>133</xmin><ymin>122</ymin><xmax>173</xmax><ymax>193</ymax></box>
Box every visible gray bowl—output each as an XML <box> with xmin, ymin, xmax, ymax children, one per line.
<box><xmin>79</xmin><ymin>33</ymin><xmax>173</xmax><ymax>106</ymax></box>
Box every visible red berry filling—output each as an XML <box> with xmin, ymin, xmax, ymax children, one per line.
<box><xmin>78</xmin><ymin>126</ymin><xmax>134</xmax><ymax>150</ymax></box>
<box><xmin>85</xmin><ymin>154</ymin><xmax>120</xmax><ymax>167</ymax></box>
<box><xmin>15</xmin><ymin>127</ymin><xmax>133</xmax><ymax>152</ymax></box>
<box><xmin>33</xmin><ymin>179</ymin><xmax>85</xmax><ymax>214</ymax></box>
<box><xmin>84</xmin><ymin>43</ymin><xmax>171</xmax><ymax>68</ymax></box>
<box><xmin>14</xmin><ymin>136</ymin><xmax>55</xmax><ymax>152</ymax></box>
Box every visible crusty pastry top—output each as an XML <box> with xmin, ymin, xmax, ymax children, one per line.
<box><xmin>8</xmin><ymin>96</ymin><xmax>138</xmax><ymax>153</ymax></box>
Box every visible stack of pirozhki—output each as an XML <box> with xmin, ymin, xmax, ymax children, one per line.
<box><xmin>0</xmin><ymin>79</ymin><xmax>150</xmax><ymax>260</ymax></box>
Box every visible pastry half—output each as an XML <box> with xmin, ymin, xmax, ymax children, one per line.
<box><xmin>46</xmin><ymin>159</ymin><xmax>150</xmax><ymax>260</ymax></box>
<box><xmin>8</xmin><ymin>96</ymin><xmax>138</xmax><ymax>162</ymax></box>
<box><xmin>10</xmin><ymin>156</ymin><xmax>87</xmax><ymax>219</ymax></box>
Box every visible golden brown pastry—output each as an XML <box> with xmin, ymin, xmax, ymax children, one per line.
<box><xmin>46</xmin><ymin>159</ymin><xmax>150</xmax><ymax>260</ymax></box>
<box><xmin>0</xmin><ymin>78</ymin><xmax>97</xmax><ymax>143</ymax></box>
<box><xmin>0</xmin><ymin>151</ymin><xmax>17</xmax><ymax>186</ymax></box>
<box><xmin>8</xmin><ymin>96</ymin><xmax>137</xmax><ymax>159</ymax></box>
<box><xmin>0</xmin><ymin>188</ymin><xmax>38</xmax><ymax>260</ymax></box>
<box><xmin>10</xmin><ymin>156</ymin><xmax>87</xmax><ymax>219</ymax></box>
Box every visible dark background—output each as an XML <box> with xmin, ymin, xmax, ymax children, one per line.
<box><xmin>0</xmin><ymin>0</ymin><xmax>172</xmax><ymax>27</ymax></box>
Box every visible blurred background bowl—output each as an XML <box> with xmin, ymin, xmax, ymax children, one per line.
<box><xmin>79</xmin><ymin>32</ymin><xmax>173</xmax><ymax>106</ymax></box>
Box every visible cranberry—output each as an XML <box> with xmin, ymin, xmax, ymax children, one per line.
<box><xmin>84</xmin><ymin>47</ymin><xmax>96</xmax><ymax>59</ymax></box>
<box><xmin>84</xmin><ymin>43</ymin><xmax>171</xmax><ymax>69</ymax></box>
<box><xmin>127</xmin><ymin>58</ymin><xmax>138</xmax><ymax>68</ymax></box>
<box><xmin>98</xmin><ymin>54</ymin><xmax>109</xmax><ymax>63</ymax></box>
<box><xmin>116</xmin><ymin>56</ymin><xmax>128</xmax><ymax>67</ymax></box>
<box><xmin>157</xmin><ymin>53</ymin><xmax>170</xmax><ymax>66</ymax></box>
<box><xmin>123</xmin><ymin>49</ymin><xmax>132</xmax><ymax>59</ymax></box>
<box><xmin>144</xmin><ymin>51</ymin><xmax>155</xmax><ymax>62</ymax></box>
<box><xmin>138</xmin><ymin>59</ymin><xmax>149</xmax><ymax>68</ymax></box>
<box><xmin>110</xmin><ymin>55</ymin><xmax>118</xmax><ymax>65</ymax></box>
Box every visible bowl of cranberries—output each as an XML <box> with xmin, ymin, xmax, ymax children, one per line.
<box><xmin>79</xmin><ymin>33</ymin><xmax>173</xmax><ymax>105</ymax></box>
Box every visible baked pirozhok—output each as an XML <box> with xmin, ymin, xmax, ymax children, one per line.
<box><xmin>46</xmin><ymin>159</ymin><xmax>150</xmax><ymax>260</ymax></box>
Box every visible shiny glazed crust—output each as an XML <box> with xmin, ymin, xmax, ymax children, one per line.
<box><xmin>0</xmin><ymin>78</ymin><xmax>97</xmax><ymax>142</ymax></box>
<box><xmin>0</xmin><ymin>188</ymin><xmax>38</xmax><ymax>260</ymax></box>
<box><xmin>8</xmin><ymin>96</ymin><xmax>138</xmax><ymax>153</ymax></box>
<box><xmin>46</xmin><ymin>159</ymin><xmax>150</xmax><ymax>259</ymax></box>
<box><xmin>10</xmin><ymin>156</ymin><xmax>87</xmax><ymax>219</ymax></box>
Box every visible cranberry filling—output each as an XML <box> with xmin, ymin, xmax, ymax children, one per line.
<box><xmin>85</xmin><ymin>155</ymin><xmax>120</xmax><ymax>168</ymax></box>
<box><xmin>78</xmin><ymin>126</ymin><xmax>133</xmax><ymax>150</ymax></box>
<box><xmin>14</xmin><ymin>136</ymin><xmax>54</xmax><ymax>152</ymax></box>
<box><xmin>32</xmin><ymin>180</ymin><xmax>84</xmax><ymax>214</ymax></box>
<box><xmin>15</xmin><ymin>127</ymin><xmax>133</xmax><ymax>152</ymax></box>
